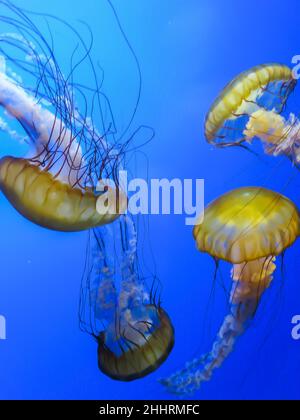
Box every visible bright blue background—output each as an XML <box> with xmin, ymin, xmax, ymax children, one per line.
<box><xmin>0</xmin><ymin>0</ymin><xmax>300</xmax><ymax>400</ymax></box>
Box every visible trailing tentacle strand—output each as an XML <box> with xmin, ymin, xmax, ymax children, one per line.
<box><xmin>160</xmin><ymin>256</ymin><xmax>276</xmax><ymax>395</ymax></box>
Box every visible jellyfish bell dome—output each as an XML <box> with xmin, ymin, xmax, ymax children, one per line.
<box><xmin>98</xmin><ymin>305</ymin><xmax>174</xmax><ymax>381</ymax></box>
<box><xmin>0</xmin><ymin>10</ymin><xmax>129</xmax><ymax>232</ymax></box>
<box><xmin>194</xmin><ymin>186</ymin><xmax>300</xmax><ymax>264</ymax></box>
<box><xmin>0</xmin><ymin>156</ymin><xmax>127</xmax><ymax>231</ymax></box>
<box><xmin>204</xmin><ymin>63</ymin><xmax>300</xmax><ymax>164</ymax></box>
<box><xmin>205</xmin><ymin>63</ymin><xmax>296</xmax><ymax>144</ymax></box>
<box><xmin>161</xmin><ymin>187</ymin><xmax>300</xmax><ymax>395</ymax></box>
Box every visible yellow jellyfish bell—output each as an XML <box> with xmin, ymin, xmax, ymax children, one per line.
<box><xmin>0</xmin><ymin>157</ymin><xmax>126</xmax><ymax>232</ymax></box>
<box><xmin>194</xmin><ymin>186</ymin><xmax>299</xmax><ymax>264</ymax></box>
<box><xmin>0</xmin><ymin>66</ymin><xmax>127</xmax><ymax>232</ymax></box>
<box><xmin>98</xmin><ymin>305</ymin><xmax>174</xmax><ymax>381</ymax></box>
<box><xmin>194</xmin><ymin>186</ymin><xmax>300</xmax><ymax>300</ymax></box>
<box><xmin>204</xmin><ymin>63</ymin><xmax>300</xmax><ymax>163</ymax></box>
<box><xmin>161</xmin><ymin>187</ymin><xmax>300</xmax><ymax>395</ymax></box>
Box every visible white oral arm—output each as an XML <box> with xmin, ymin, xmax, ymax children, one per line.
<box><xmin>0</xmin><ymin>72</ymin><xmax>84</xmax><ymax>182</ymax></box>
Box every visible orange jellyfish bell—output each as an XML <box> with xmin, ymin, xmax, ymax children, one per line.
<box><xmin>161</xmin><ymin>187</ymin><xmax>300</xmax><ymax>395</ymax></box>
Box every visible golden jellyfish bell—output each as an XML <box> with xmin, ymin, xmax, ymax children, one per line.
<box><xmin>0</xmin><ymin>157</ymin><xmax>127</xmax><ymax>232</ymax></box>
<box><xmin>194</xmin><ymin>186</ymin><xmax>300</xmax><ymax>264</ymax></box>
<box><xmin>0</xmin><ymin>10</ymin><xmax>135</xmax><ymax>234</ymax></box>
<box><xmin>98</xmin><ymin>305</ymin><xmax>174</xmax><ymax>381</ymax></box>
<box><xmin>161</xmin><ymin>187</ymin><xmax>300</xmax><ymax>395</ymax></box>
<box><xmin>204</xmin><ymin>63</ymin><xmax>296</xmax><ymax>148</ymax></box>
<box><xmin>0</xmin><ymin>70</ymin><xmax>128</xmax><ymax>232</ymax></box>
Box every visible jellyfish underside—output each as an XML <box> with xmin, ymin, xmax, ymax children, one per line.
<box><xmin>205</xmin><ymin>63</ymin><xmax>300</xmax><ymax>164</ymax></box>
<box><xmin>160</xmin><ymin>187</ymin><xmax>300</xmax><ymax>395</ymax></box>
<box><xmin>98</xmin><ymin>305</ymin><xmax>174</xmax><ymax>381</ymax></box>
<box><xmin>0</xmin><ymin>0</ymin><xmax>174</xmax><ymax>383</ymax></box>
<box><xmin>80</xmin><ymin>217</ymin><xmax>174</xmax><ymax>382</ymax></box>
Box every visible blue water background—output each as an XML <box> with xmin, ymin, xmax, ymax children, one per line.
<box><xmin>0</xmin><ymin>0</ymin><xmax>299</xmax><ymax>400</ymax></box>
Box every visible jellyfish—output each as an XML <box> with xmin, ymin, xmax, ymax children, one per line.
<box><xmin>79</xmin><ymin>215</ymin><xmax>175</xmax><ymax>381</ymax></box>
<box><xmin>204</xmin><ymin>63</ymin><xmax>300</xmax><ymax>165</ymax></box>
<box><xmin>0</xmin><ymin>1</ymin><xmax>129</xmax><ymax>231</ymax></box>
<box><xmin>160</xmin><ymin>186</ymin><xmax>299</xmax><ymax>394</ymax></box>
<box><xmin>0</xmin><ymin>1</ymin><xmax>172</xmax><ymax>382</ymax></box>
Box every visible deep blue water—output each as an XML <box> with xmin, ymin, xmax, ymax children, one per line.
<box><xmin>0</xmin><ymin>0</ymin><xmax>300</xmax><ymax>400</ymax></box>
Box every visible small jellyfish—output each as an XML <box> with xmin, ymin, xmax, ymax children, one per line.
<box><xmin>0</xmin><ymin>1</ymin><xmax>128</xmax><ymax>231</ymax></box>
<box><xmin>160</xmin><ymin>186</ymin><xmax>299</xmax><ymax>395</ymax></box>
<box><xmin>80</xmin><ymin>215</ymin><xmax>175</xmax><ymax>381</ymax></box>
<box><xmin>204</xmin><ymin>63</ymin><xmax>300</xmax><ymax>164</ymax></box>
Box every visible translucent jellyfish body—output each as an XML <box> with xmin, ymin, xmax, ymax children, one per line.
<box><xmin>0</xmin><ymin>2</ymin><xmax>127</xmax><ymax>231</ymax></box>
<box><xmin>205</xmin><ymin>63</ymin><xmax>300</xmax><ymax>165</ymax></box>
<box><xmin>98</xmin><ymin>305</ymin><xmax>174</xmax><ymax>381</ymax></box>
<box><xmin>80</xmin><ymin>216</ymin><xmax>175</xmax><ymax>381</ymax></box>
<box><xmin>160</xmin><ymin>187</ymin><xmax>299</xmax><ymax>394</ymax></box>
